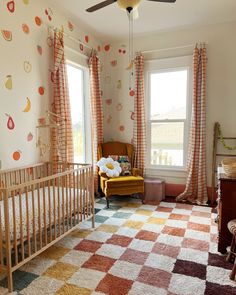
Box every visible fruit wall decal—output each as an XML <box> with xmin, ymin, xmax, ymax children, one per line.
<box><xmin>27</xmin><ymin>132</ymin><xmax>33</xmax><ymax>142</ymax></box>
<box><xmin>5</xmin><ymin>75</ymin><xmax>12</xmax><ymax>90</ymax></box>
<box><xmin>23</xmin><ymin>61</ymin><xmax>32</xmax><ymax>73</ymax></box>
<box><xmin>117</xmin><ymin>80</ymin><xmax>122</xmax><ymax>89</ymax></box>
<box><xmin>68</xmin><ymin>21</ymin><xmax>74</xmax><ymax>31</ymax></box>
<box><xmin>118</xmin><ymin>45</ymin><xmax>126</xmax><ymax>54</ymax></box>
<box><xmin>23</xmin><ymin>97</ymin><xmax>31</xmax><ymax>112</ymax></box>
<box><xmin>105</xmin><ymin>99</ymin><xmax>112</xmax><ymax>106</ymax></box>
<box><xmin>107</xmin><ymin>115</ymin><xmax>112</xmax><ymax>124</ymax></box>
<box><xmin>104</xmin><ymin>44</ymin><xmax>110</xmax><ymax>52</ymax></box>
<box><xmin>45</xmin><ymin>8</ymin><xmax>53</xmax><ymax>21</ymax></box>
<box><xmin>1</xmin><ymin>30</ymin><xmax>12</xmax><ymax>41</ymax></box>
<box><xmin>7</xmin><ymin>1</ymin><xmax>15</xmax><ymax>13</ymax></box>
<box><xmin>22</xmin><ymin>23</ymin><xmax>30</xmax><ymax>34</ymax></box>
<box><xmin>5</xmin><ymin>113</ymin><xmax>15</xmax><ymax>130</ymax></box>
<box><xmin>47</xmin><ymin>36</ymin><xmax>53</xmax><ymax>47</ymax></box>
<box><xmin>23</xmin><ymin>0</ymin><xmax>29</xmax><ymax>4</ymax></box>
<box><xmin>35</xmin><ymin>16</ymin><xmax>42</xmax><ymax>26</ymax></box>
<box><xmin>13</xmin><ymin>150</ymin><xmax>21</xmax><ymax>161</ymax></box>
<box><xmin>130</xmin><ymin>111</ymin><xmax>135</xmax><ymax>120</ymax></box>
<box><xmin>129</xmin><ymin>89</ymin><xmax>135</xmax><ymax>97</ymax></box>
<box><xmin>119</xmin><ymin>125</ymin><xmax>125</xmax><ymax>132</ymax></box>
<box><xmin>85</xmin><ymin>35</ymin><xmax>89</xmax><ymax>43</ymax></box>
<box><xmin>37</xmin><ymin>45</ymin><xmax>42</xmax><ymax>55</ymax></box>
<box><xmin>110</xmin><ymin>60</ymin><xmax>117</xmax><ymax>67</ymax></box>
<box><xmin>80</xmin><ymin>44</ymin><xmax>84</xmax><ymax>51</ymax></box>
<box><xmin>116</xmin><ymin>103</ymin><xmax>123</xmax><ymax>111</ymax></box>
<box><xmin>38</xmin><ymin>86</ymin><xmax>45</xmax><ymax>95</ymax></box>
<box><xmin>49</xmin><ymin>70</ymin><xmax>54</xmax><ymax>83</ymax></box>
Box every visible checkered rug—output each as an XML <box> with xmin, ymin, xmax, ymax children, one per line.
<box><xmin>0</xmin><ymin>197</ymin><xmax>235</xmax><ymax>295</ymax></box>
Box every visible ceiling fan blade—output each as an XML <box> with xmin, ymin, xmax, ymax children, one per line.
<box><xmin>86</xmin><ymin>0</ymin><xmax>117</xmax><ymax>12</ymax></box>
<box><xmin>146</xmin><ymin>0</ymin><xmax>176</xmax><ymax>3</ymax></box>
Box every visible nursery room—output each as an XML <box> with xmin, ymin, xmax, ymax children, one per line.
<box><xmin>0</xmin><ymin>0</ymin><xmax>236</xmax><ymax>294</ymax></box>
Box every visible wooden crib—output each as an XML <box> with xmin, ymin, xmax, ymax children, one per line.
<box><xmin>0</xmin><ymin>162</ymin><xmax>94</xmax><ymax>292</ymax></box>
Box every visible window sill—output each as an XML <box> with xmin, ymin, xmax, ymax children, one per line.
<box><xmin>146</xmin><ymin>166</ymin><xmax>187</xmax><ymax>172</ymax></box>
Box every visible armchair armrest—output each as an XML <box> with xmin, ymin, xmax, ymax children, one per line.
<box><xmin>132</xmin><ymin>168</ymin><xmax>142</xmax><ymax>177</ymax></box>
<box><xmin>98</xmin><ymin>171</ymin><xmax>109</xmax><ymax>179</ymax></box>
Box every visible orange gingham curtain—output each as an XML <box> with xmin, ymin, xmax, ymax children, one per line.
<box><xmin>133</xmin><ymin>53</ymin><xmax>146</xmax><ymax>176</ymax></box>
<box><xmin>177</xmin><ymin>45</ymin><xmax>208</xmax><ymax>205</ymax></box>
<box><xmin>89</xmin><ymin>52</ymin><xmax>103</xmax><ymax>192</ymax></box>
<box><xmin>51</xmin><ymin>30</ymin><xmax>74</xmax><ymax>164</ymax></box>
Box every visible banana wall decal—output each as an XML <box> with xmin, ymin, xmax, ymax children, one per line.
<box><xmin>23</xmin><ymin>97</ymin><xmax>31</xmax><ymax>112</ymax></box>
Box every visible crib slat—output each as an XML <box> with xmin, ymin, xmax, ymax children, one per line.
<box><xmin>76</xmin><ymin>171</ymin><xmax>80</xmax><ymax>224</ymax></box>
<box><xmin>79</xmin><ymin>170</ymin><xmax>82</xmax><ymax>222</ymax></box>
<box><xmin>32</xmin><ymin>188</ymin><xmax>37</xmax><ymax>253</ymax></box>
<box><xmin>25</xmin><ymin>188</ymin><xmax>31</xmax><ymax>257</ymax></box>
<box><xmin>69</xmin><ymin>174</ymin><xmax>72</xmax><ymax>228</ymax></box>
<box><xmin>19</xmin><ymin>191</ymin><xmax>25</xmax><ymax>261</ymax></box>
<box><xmin>12</xmin><ymin>194</ymin><xmax>18</xmax><ymax>265</ymax></box>
<box><xmin>43</xmin><ymin>184</ymin><xmax>47</xmax><ymax>246</ymax></box>
<box><xmin>85</xmin><ymin>169</ymin><xmax>88</xmax><ymax>218</ymax></box>
<box><xmin>62</xmin><ymin>175</ymin><xmax>65</xmax><ymax>234</ymax></box>
<box><xmin>48</xmin><ymin>181</ymin><xmax>52</xmax><ymax>243</ymax></box>
<box><xmin>37</xmin><ymin>184</ymin><xmax>42</xmax><ymax>250</ymax></box>
<box><xmin>0</xmin><ymin>203</ymin><xmax>3</xmax><ymax>265</ymax></box>
<box><xmin>73</xmin><ymin>172</ymin><xmax>76</xmax><ymax>226</ymax></box>
<box><xmin>66</xmin><ymin>176</ymin><xmax>69</xmax><ymax>231</ymax></box>
<box><xmin>82</xmin><ymin>171</ymin><xmax>85</xmax><ymax>220</ymax></box>
<box><xmin>57</xmin><ymin>178</ymin><xmax>61</xmax><ymax>236</ymax></box>
<box><xmin>53</xmin><ymin>179</ymin><xmax>56</xmax><ymax>240</ymax></box>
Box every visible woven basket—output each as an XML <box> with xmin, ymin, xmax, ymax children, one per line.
<box><xmin>222</xmin><ymin>158</ymin><xmax>236</xmax><ymax>177</ymax></box>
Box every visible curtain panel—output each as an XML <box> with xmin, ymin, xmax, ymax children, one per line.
<box><xmin>51</xmin><ymin>30</ymin><xmax>74</xmax><ymax>164</ymax></box>
<box><xmin>133</xmin><ymin>53</ymin><xmax>146</xmax><ymax>176</ymax></box>
<box><xmin>89</xmin><ymin>52</ymin><xmax>104</xmax><ymax>192</ymax></box>
<box><xmin>177</xmin><ymin>45</ymin><xmax>208</xmax><ymax>205</ymax></box>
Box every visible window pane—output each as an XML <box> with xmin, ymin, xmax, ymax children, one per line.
<box><xmin>67</xmin><ymin>64</ymin><xmax>84</xmax><ymax>163</ymax></box>
<box><xmin>151</xmin><ymin>122</ymin><xmax>184</xmax><ymax>166</ymax></box>
<box><xmin>150</xmin><ymin>70</ymin><xmax>188</xmax><ymax>120</ymax></box>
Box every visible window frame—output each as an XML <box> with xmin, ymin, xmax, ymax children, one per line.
<box><xmin>145</xmin><ymin>55</ymin><xmax>193</xmax><ymax>171</ymax></box>
<box><xmin>66</xmin><ymin>59</ymin><xmax>91</xmax><ymax>164</ymax></box>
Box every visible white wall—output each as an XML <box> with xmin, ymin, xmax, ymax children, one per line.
<box><xmin>102</xmin><ymin>21</ymin><xmax>236</xmax><ymax>185</ymax></box>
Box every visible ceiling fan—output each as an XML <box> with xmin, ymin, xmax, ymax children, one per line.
<box><xmin>86</xmin><ymin>0</ymin><xmax>176</xmax><ymax>17</ymax></box>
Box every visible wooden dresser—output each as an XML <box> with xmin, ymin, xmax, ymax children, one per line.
<box><xmin>217</xmin><ymin>167</ymin><xmax>236</xmax><ymax>253</ymax></box>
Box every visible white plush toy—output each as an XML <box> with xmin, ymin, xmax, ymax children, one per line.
<box><xmin>97</xmin><ymin>157</ymin><xmax>121</xmax><ymax>178</ymax></box>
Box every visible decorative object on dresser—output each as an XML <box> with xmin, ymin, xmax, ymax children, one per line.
<box><xmin>143</xmin><ymin>178</ymin><xmax>165</xmax><ymax>204</ymax></box>
<box><xmin>226</xmin><ymin>219</ymin><xmax>236</xmax><ymax>280</ymax></box>
<box><xmin>217</xmin><ymin>166</ymin><xmax>236</xmax><ymax>254</ymax></box>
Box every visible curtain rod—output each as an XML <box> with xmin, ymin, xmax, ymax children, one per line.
<box><xmin>42</xmin><ymin>22</ymin><xmax>93</xmax><ymax>51</ymax></box>
<box><xmin>140</xmin><ymin>42</ymin><xmax>208</xmax><ymax>54</ymax></box>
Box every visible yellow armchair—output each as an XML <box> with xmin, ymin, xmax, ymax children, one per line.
<box><xmin>98</xmin><ymin>141</ymin><xmax>144</xmax><ymax>208</ymax></box>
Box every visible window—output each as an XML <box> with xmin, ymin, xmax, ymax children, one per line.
<box><xmin>146</xmin><ymin>56</ymin><xmax>192</xmax><ymax>169</ymax></box>
<box><xmin>66</xmin><ymin>61</ymin><xmax>91</xmax><ymax>163</ymax></box>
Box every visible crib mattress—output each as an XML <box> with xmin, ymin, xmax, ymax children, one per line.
<box><xmin>0</xmin><ymin>186</ymin><xmax>88</xmax><ymax>241</ymax></box>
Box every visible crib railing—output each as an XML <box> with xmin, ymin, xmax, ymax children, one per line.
<box><xmin>0</xmin><ymin>162</ymin><xmax>94</xmax><ymax>292</ymax></box>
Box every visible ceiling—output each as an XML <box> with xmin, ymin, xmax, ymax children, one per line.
<box><xmin>52</xmin><ymin>0</ymin><xmax>236</xmax><ymax>42</ymax></box>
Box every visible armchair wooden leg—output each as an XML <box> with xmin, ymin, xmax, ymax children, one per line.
<box><xmin>106</xmin><ymin>198</ymin><xmax>110</xmax><ymax>209</ymax></box>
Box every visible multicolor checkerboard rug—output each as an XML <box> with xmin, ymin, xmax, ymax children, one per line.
<box><xmin>0</xmin><ymin>197</ymin><xmax>236</xmax><ymax>295</ymax></box>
